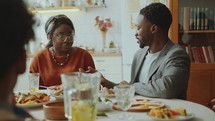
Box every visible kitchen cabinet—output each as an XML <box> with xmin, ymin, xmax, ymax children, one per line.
<box><xmin>92</xmin><ymin>53</ymin><xmax>122</xmax><ymax>83</ymax></box>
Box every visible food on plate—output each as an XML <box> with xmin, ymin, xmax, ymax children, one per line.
<box><xmin>53</xmin><ymin>88</ymin><xmax>63</xmax><ymax>96</ymax></box>
<box><xmin>15</xmin><ymin>92</ymin><xmax>50</xmax><ymax>105</ymax></box>
<box><xmin>103</xmin><ymin>87</ymin><xmax>114</xmax><ymax>94</ymax></box>
<box><xmin>113</xmin><ymin>98</ymin><xmax>165</xmax><ymax>112</ymax></box>
<box><xmin>138</xmin><ymin>104</ymin><xmax>149</xmax><ymax>109</ymax></box>
<box><xmin>148</xmin><ymin>107</ymin><xmax>187</xmax><ymax>119</ymax></box>
<box><xmin>173</xmin><ymin>107</ymin><xmax>187</xmax><ymax>116</ymax></box>
<box><xmin>48</xmin><ymin>85</ymin><xmax>63</xmax><ymax>96</ymax></box>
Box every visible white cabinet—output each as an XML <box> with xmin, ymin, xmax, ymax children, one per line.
<box><xmin>92</xmin><ymin>53</ymin><xmax>122</xmax><ymax>83</ymax></box>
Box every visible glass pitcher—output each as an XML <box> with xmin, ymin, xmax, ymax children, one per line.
<box><xmin>61</xmin><ymin>72</ymin><xmax>101</xmax><ymax>121</ymax></box>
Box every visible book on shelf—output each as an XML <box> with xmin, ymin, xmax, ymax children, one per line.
<box><xmin>179</xmin><ymin>7</ymin><xmax>184</xmax><ymax>30</ymax></box>
<box><xmin>208</xmin><ymin>7</ymin><xmax>214</xmax><ymax>30</ymax></box>
<box><xmin>200</xmin><ymin>7</ymin><xmax>205</xmax><ymax>30</ymax></box>
<box><xmin>191</xmin><ymin>47</ymin><xmax>200</xmax><ymax>63</ymax></box>
<box><xmin>186</xmin><ymin>46</ymin><xmax>215</xmax><ymax>63</ymax></box>
<box><xmin>208</xmin><ymin>46</ymin><xmax>215</xmax><ymax>63</ymax></box>
<box><xmin>179</xmin><ymin>6</ymin><xmax>215</xmax><ymax>30</ymax></box>
<box><xmin>204</xmin><ymin>7</ymin><xmax>209</xmax><ymax>30</ymax></box>
<box><xmin>187</xmin><ymin>46</ymin><xmax>195</xmax><ymax>63</ymax></box>
<box><xmin>196</xmin><ymin>7</ymin><xmax>201</xmax><ymax>30</ymax></box>
<box><xmin>202</xmin><ymin>46</ymin><xmax>211</xmax><ymax>63</ymax></box>
<box><xmin>193</xmin><ymin>7</ymin><xmax>197</xmax><ymax>30</ymax></box>
<box><xmin>189</xmin><ymin>7</ymin><xmax>193</xmax><ymax>30</ymax></box>
<box><xmin>197</xmin><ymin>47</ymin><xmax>206</xmax><ymax>63</ymax></box>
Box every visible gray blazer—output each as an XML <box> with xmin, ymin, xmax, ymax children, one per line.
<box><xmin>107</xmin><ymin>40</ymin><xmax>190</xmax><ymax>99</ymax></box>
<box><xmin>131</xmin><ymin>40</ymin><xmax>190</xmax><ymax>99</ymax></box>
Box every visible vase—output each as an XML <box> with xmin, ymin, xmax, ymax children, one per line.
<box><xmin>100</xmin><ymin>28</ymin><xmax>108</xmax><ymax>48</ymax></box>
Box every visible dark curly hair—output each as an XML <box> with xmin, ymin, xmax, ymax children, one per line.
<box><xmin>45</xmin><ymin>14</ymin><xmax>75</xmax><ymax>48</ymax></box>
<box><xmin>140</xmin><ymin>3</ymin><xmax>172</xmax><ymax>31</ymax></box>
<box><xmin>0</xmin><ymin>0</ymin><xmax>35</xmax><ymax>78</ymax></box>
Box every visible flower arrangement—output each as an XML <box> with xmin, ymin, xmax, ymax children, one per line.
<box><xmin>95</xmin><ymin>16</ymin><xmax>113</xmax><ymax>32</ymax></box>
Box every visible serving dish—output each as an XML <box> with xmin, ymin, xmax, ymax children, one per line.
<box><xmin>113</xmin><ymin>99</ymin><xmax>165</xmax><ymax>112</ymax></box>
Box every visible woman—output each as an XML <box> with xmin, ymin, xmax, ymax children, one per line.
<box><xmin>30</xmin><ymin>14</ymin><xmax>95</xmax><ymax>87</ymax></box>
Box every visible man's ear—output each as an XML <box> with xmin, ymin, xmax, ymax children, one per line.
<box><xmin>16</xmin><ymin>49</ymin><xmax>26</xmax><ymax>74</ymax></box>
<box><xmin>151</xmin><ymin>24</ymin><xmax>159</xmax><ymax>34</ymax></box>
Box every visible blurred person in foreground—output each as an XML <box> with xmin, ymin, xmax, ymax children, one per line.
<box><xmin>0</xmin><ymin>0</ymin><xmax>34</xmax><ymax>120</ymax></box>
<box><xmin>80</xmin><ymin>3</ymin><xmax>190</xmax><ymax>99</ymax></box>
<box><xmin>30</xmin><ymin>14</ymin><xmax>95</xmax><ymax>87</ymax></box>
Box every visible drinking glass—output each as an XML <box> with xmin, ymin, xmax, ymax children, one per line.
<box><xmin>28</xmin><ymin>73</ymin><xmax>40</xmax><ymax>93</ymax></box>
<box><xmin>114</xmin><ymin>85</ymin><xmax>135</xmax><ymax>120</ymax></box>
<box><xmin>61</xmin><ymin>72</ymin><xmax>82</xmax><ymax>119</ymax></box>
<box><xmin>61</xmin><ymin>72</ymin><xmax>101</xmax><ymax>121</ymax></box>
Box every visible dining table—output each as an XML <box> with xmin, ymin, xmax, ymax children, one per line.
<box><xmin>26</xmin><ymin>95</ymin><xmax>215</xmax><ymax>121</ymax></box>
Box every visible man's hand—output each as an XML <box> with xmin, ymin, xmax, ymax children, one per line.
<box><xmin>79</xmin><ymin>66</ymin><xmax>109</xmax><ymax>87</ymax></box>
<box><xmin>119</xmin><ymin>81</ymin><xmax>129</xmax><ymax>85</ymax></box>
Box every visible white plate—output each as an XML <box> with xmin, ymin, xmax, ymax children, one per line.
<box><xmin>16</xmin><ymin>96</ymin><xmax>56</xmax><ymax>108</ymax></box>
<box><xmin>14</xmin><ymin>90</ymin><xmax>53</xmax><ymax>95</ymax></box>
<box><xmin>96</xmin><ymin>101</ymin><xmax>112</xmax><ymax>112</ymax></box>
<box><xmin>148</xmin><ymin>113</ymin><xmax>195</xmax><ymax>121</ymax></box>
<box><xmin>15</xmin><ymin>90</ymin><xmax>56</xmax><ymax>108</ymax></box>
<box><xmin>55</xmin><ymin>95</ymin><xmax>64</xmax><ymax>100</ymax></box>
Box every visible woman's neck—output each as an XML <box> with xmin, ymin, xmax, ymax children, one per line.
<box><xmin>51</xmin><ymin>47</ymin><xmax>73</xmax><ymax>56</ymax></box>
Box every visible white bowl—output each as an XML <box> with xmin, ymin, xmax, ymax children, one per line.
<box><xmin>96</xmin><ymin>101</ymin><xmax>112</xmax><ymax>112</ymax></box>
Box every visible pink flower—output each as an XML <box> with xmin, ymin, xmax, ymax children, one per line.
<box><xmin>95</xmin><ymin>16</ymin><xmax>99</xmax><ymax>22</ymax></box>
<box><xmin>95</xmin><ymin>16</ymin><xmax>113</xmax><ymax>30</ymax></box>
<box><xmin>106</xmin><ymin>22</ymin><xmax>112</xmax><ymax>27</ymax></box>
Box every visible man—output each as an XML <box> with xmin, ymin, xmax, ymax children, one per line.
<box><xmin>0</xmin><ymin>0</ymin><xmax>35</xmax><ymax>120</ymax></box>
<box><xmin>81</xmin><ymin>3</ymin><xmax>190</xmax><ymax>99</ymax></box>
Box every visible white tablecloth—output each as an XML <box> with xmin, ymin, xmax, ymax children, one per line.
<box><xmin>27</xmin><ymin>96</ymin><xmax>215</xmax><ymax>121</ymax></box>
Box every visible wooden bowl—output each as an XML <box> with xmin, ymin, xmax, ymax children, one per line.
<box><xmin>43</xmin><ymin>101</ymin><xmax>67</xmax><ymax>120</ymax></box>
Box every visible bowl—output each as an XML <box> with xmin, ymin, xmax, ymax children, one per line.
<box><xmin>96</xmin><ymin>101</ymin><xmax>112</xmax><ymax>112</ymax></box>
<box><xmin>43</xmin><ymin>101</ymin><xmax>67</xmax><ymax>120</ymax></box>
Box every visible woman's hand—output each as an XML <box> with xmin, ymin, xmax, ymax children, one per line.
<box><xmin>79</xmin><ymin>66</ymin><xmax>109</xmax><ymax>87</ymax></box>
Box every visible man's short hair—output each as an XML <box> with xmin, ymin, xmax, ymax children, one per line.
<box><xmin>0</xmin><ymin>0</ymin><xmax>34</xmax><ymax>78</ymax></box>
<box><xmin>140</xmin><ymin>3</ymin><xmax>172</xmax><ymax>31</ymax></box>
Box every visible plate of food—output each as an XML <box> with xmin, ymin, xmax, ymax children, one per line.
<box><xmin>46</xmin><ymin>85</ymin><xmax>64</xmax><ymax>100</ymax></box>
<box><xmin>113</xmin><ymin>98</ymin><xmax>165</xmax><ymax>112</ymax></box>
<box><xmin>148</xmin><ymin>107</ymin><xmax>195</xmax><ymax>121</ymax></box>
<box><xmin>100</xmin><ymin>87</ymin><xmax>115</xmax><ymax>97</ymax></box>
<box><xmin>15</xmin><ymin>91</ymin><xmax>56</xmax><ymax>108</ymax></box>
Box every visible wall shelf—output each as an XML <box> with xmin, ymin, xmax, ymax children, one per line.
<box><xmin>32</xmin><ymin>5</ymin><xmax>106</xmax><ymax>13</ymax></box>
